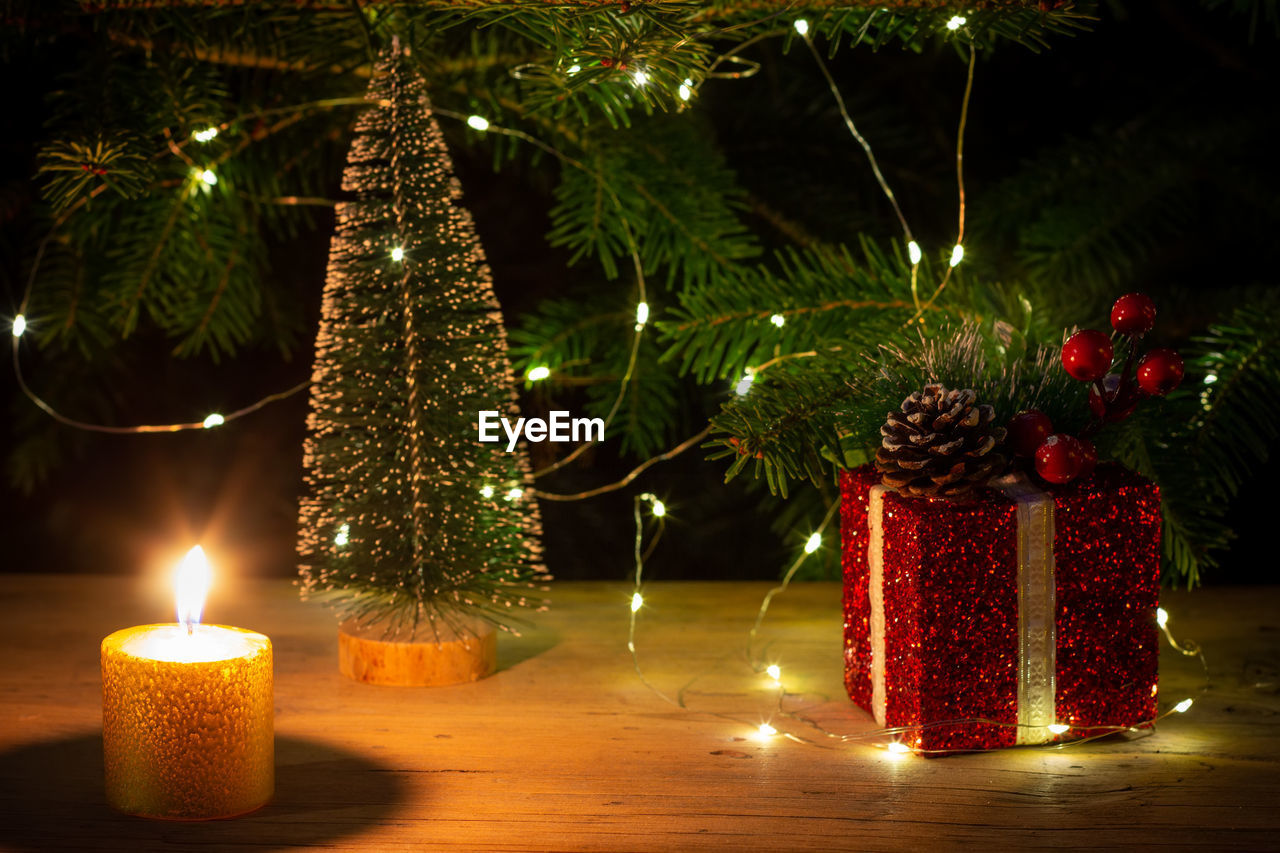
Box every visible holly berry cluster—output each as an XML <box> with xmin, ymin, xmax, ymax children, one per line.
<box><xmin>1007</xmin><ymin>292</ymin><xmax>1184</xmax><ymax>486</ymax></box>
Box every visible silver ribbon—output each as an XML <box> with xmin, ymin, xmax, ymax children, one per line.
<box><xmin>866</xmin><ymin>476</ymin><xmax>1056</xmax><ymax>742</ymax></box>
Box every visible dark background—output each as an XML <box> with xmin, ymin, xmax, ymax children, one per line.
<box><xmin>1</xmin><ymin>2</ymin><xmax>1276</xmax><ymax>584</ymax></box>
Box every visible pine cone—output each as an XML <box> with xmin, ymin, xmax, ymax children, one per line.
<box><xmin>874</xmin><ymin>384</ymin><xmax>1007</xmax><ymax>499</ymax></box>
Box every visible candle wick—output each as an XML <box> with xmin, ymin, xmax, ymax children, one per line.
<box><xmin>186</xmin><ymin>622</ymin><xmax>195</xmax><ymax>636</ymax></box>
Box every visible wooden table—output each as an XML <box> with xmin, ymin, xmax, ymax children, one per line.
<box><xmin>1</xmin><ymin>575</ymin><xmax>1277</xmax><ymax>851</ymax></box>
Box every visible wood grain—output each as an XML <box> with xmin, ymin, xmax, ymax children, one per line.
<box><xmin>339</xmin><ymin>619</ymin><xmax>496</xmax><ymax>687</ymax></box>
<box><xmin>1</xmin><ymin>575</ymin><xmax>1277</xmax><ymax>851</ymax></box>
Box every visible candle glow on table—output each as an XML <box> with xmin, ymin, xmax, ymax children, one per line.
<box><xmin>101</xmin><ymin>546</ymin><xmax>273</xmax><ymax>820</ymax></box>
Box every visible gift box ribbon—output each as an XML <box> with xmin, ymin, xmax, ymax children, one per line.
<box><xmin>866</xmin><ymin>473</ymin><xmax>1057</xmax><ymax>745</ymax></box>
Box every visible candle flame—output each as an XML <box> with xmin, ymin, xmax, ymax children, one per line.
<box><xmin>175</xmin><ymin>546</ymin><xmax>212</xmax><ymax>634</ymax></box>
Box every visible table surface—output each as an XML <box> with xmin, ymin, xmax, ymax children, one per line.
<box><xmin>0</xmin><ymin>575</ymin><xmax>1277</xmax><ymax>852</ymax></box>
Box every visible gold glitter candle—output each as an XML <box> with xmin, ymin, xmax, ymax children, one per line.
<box><xmin>101</xmin><ymin>547</ymin><xmax>273</xmax><ymax>820</ymax></box>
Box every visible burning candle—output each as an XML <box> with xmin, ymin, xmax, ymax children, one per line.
<box><xmin>101</xmin><ymin>546</ymin><xmax>273</xmax><ymax>819</ymax></box>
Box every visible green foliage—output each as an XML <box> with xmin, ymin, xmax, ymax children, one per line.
<box><xmin>708</xmin><ymin>320</ymin><xmax>1086</xmax><ymax>497</ymax></box>
<box><xmin>547</xmin><ymin>113</ymin><xmax>760</xmax><ymax>284</ymax></box>
<box><xmin>509</xmin><ymin>294</ymin><xmax>688</xmax><ymax>458</ymax></box>
<box><xmin>38</xmin><ymin>133</ymin><xmax>153</xmax><ymax>213</ymax></box>
<box><xmin>5</xmin><ymin>0</ymin><xmax>1276</xmax><ymax>591</ymax></box>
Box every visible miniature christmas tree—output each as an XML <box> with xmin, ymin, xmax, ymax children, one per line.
<box><xmin>297</xmin><ymin>41</ymin><xmax>546</xmax><ymax>641</ymax></box>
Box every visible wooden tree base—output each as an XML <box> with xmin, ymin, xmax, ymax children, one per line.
<box><xmin>338</xmin><ymin>619</ymin><xmax>496</xmax><ymax>686</ymax></box>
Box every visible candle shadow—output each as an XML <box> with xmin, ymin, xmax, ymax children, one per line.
<box><xmin>0</xmin><ymin>733</ymin><xmax>410</xmax><ymax>852</ymax></box>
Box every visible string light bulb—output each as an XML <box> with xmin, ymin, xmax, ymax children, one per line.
<box><xmin>947</xmin><ymin>15</ymin><xmax>967</xmax><ymax>30</ymax></box>
<box><xmin>949</xmin><ymin>244</ymin><xmax>964</xmax><ymax>267</ymax></box>
<box><xmin>467</xmin><ymin>115</ymin><xmax>490</xmax><ymax>132</ymax></box>
<box><xmin>794</xmin><ymin>19</ymin><xmax>810</xmax><ymax>35</ymax></box>
<box><xmin>390</xmin><ymin>247</ymin><xmax>405</xmax><ymax>262</ymax></box>
<box><xmin>527</xmin><ymin>365</ymin><xmax>551</xmax><ymax>382</ymax></box>
<box><xmin>678</xmin><ymin>80</ymin><xmax>693</xmax><ymax>101</ymax></box>
<box><xmin>1204</xmin><ymin>373</ymin><xmax>1218</xmax><ymax>385</ymax></box>
<box><xmin>192</xmin><ymin>127</ymin><xmax>219</xmax><ymax>143</ymax></box>
<box><xmin>479</xmin><ymin>485</ymin><xmax>495</xmax><ymax>499</ymax></box>
<box><xmin>1156</xmin><ymin>607</ymin><xmax>1169</xmax><ymax>628</ymax></box>
<box><xmin>908</xmin><ymin>240</ymin><xmax>922</xmax><ymax>265</ymax></box>
<box><xmin>202</xmin><ymin>413</ymin><xmax>224</xmax><ymax>429</ymax></box>
<box><xmin>567</xmin><ymin>64</ymin><xmax>581</xmax><ymax>75</ymax></box>
<box><xmin>199</xmin><ymin>169</ymin><xmax>217</xmax><ymax>186</ymax></box>
<box><xmin>770</xmin><ymin>314</ymin><xmax>785</xmax><ymax>328</ymax></box>
<box><xmin>649</xmin><ymin>498</ymin><xmax>666</xmax><ymax>518</ymax></box>
<box><xmin>11</xmin><ymin>314</ymin><xmax>25</xmax><ymax>338</ymax></box>
<box><xmin>635</xmin><ymin>301</ymin><xmax>649</xmax><ymax>330</ymax></box>
<box><xmin>886</xmin><ymin>741</ymin><xmax>911</xmax><ymax>754</ymax></box>
<box><xmin>334</xmin><ymin>523</ymin><xmax>350</xmax><ymax>547</ymax></box>
<box><xmin>734</xmin><ymin>371</ymin><xmax>755</xmax><ymax>396</ymax></box>
<box><xmin>757</xmin><ymin>723</ymin><xmax>777</xmax><ymax>738</ymax></box>
<box><xmin>505</xmin><ymin>487</ymin><xmax>523</xmax><ymax>501</ymax></box>
<box><xmin>632</xmin><ymin>70</ymin><xmax>649</xmax><ymax>87</ymax></box>
<box><xmin>630</xmin><ymin>592</ymin><xmax>644</xmax><ymax>613</ymax></box>
<box><xmin>803</xmin><ymin>532</ymin><xmax>821</xmax><ymax>554</ymax></box>
<box><xmin>765</xmin><ymin>664</ymin><xmax>781</xmax><ymax>681</ymax></box>
<box><xmin>1047</xmin><ymin>723</ymin><xmax>1070</xmax><ymax>735</ymax></box>
<box><xmin>1175</xmin><ymin>698</ymin><xmax>1193</xmax><ymax>713</ymax></box>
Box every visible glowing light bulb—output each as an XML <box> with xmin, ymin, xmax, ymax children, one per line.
<box><xmin>193</xmin><ymin>127</ymin><xmax>219</xmax><ymax>143</ymax></box>
<box><xmin>1203</xmin><ymin>373</ymin><xmax>1217</xmax><ymax>385</ymax></box>
<box><xmin>505</xmin><ymin>488</ymin><xmax>523</xmax><ymax>501</ymax></box>
<box><xmin>633</xmin><ymin>70</ymin><xmax>649</xmax><ymax>87</ymax></box>
<box><xmin>1175</xmin><ymin>698</ymin><xmax>1193</xmax><ymax>713</ymax></box>
<box><xmin>949</xmin><ymin>244</ymin><xmax>964</xmax><ymax>267</ymax></box>
<box><xmin>770</xmin><ymin>314</ymin><xmax>786</xmax><ymax>328</ymax></box>
<box><xmin>527</xmin><ymin>365</ymin><xmax>551</xmax><ymax>382</ymax></box>
<box><xmin>678</xmin><ymin>80</ymin><xmax>692</xmax><ymax>101</ymax></box>
<box><xmin>334</xmin><ymin>523</ymin><xmax>350</xmax><ymax>547</ymax></box>
<box><xmin>757</xmin><ymin>723</ymin><xmax>777</xmax><ymax>737</ymax></box>
<box><xmin>467</xmin><ymin>115</ymin><xmax>490</xmax><ymax>132</ymax></box>
<box><xmin>886</xmin><ymin>742</ymin><xmax>911</xmax><ymax>754</ymax></box>
<box><xmin>804</xmin><ymin>532</ymin><xmax>821</xmax><ymax>554</ymax></box>
<box><xmin>1156</xmin><ymin>607</ymin><xmax>1169</xmax><ymax>628</ymax></box>
<box><xmin>765</xmin><ymin>664</ymin><xmax>781</xmax><ymax>681</ymax></box>
<box><xmin>794</xmin><ymin>19</ymin><xmax>810</xmax><ymax>35</ymax></box>
<box><xmin>734</xmin><ymin>372</ymin><xmax>755</xmax><ymax>396</ymax></box>
<box><xmin>391</xmin><ymin>247</ymin><xmax>405</xmax><ymax>262</ymax></box>
<box><xmin>12</xmin><ymin>314</ymin><xmax>25</xmax><ymax>338</ymax></box>
<box><xmin>174</xmin><ymin>546</ymin><xmax>212</xmax><ymax>633</ymax></box>
<box><xmin>202</xmin><ymin>413</ymin><xmax>224</xmax><ymax>429</ymax></box>
<box><xmin>567</xmin><ymin>64</ymin><xmax>582</xmax><ymax>75</ymax></box>
<box><xmin>479</xmin><ymin>485</ymin><xmax>495</xmax><ymax>499</ymax></box>
<box><xmin>199</xmin><ymin>169</ymin><xmax>218</xmax><ymax>186</ymax></box>
<box><xmin>1047</xmin><ymin>723</ymin><xmax>1070</xmax><ymax>735</ymax></box>
<box><xmin>908</xmin><ymin>240</ymin><xmax>922</xmax><ymax>265</ymax></box>
<box><xmin>630</xmin><ymin>592</ymin><xmax>644</xmax><ymax>612</ymax></box>
<box><xmin>946</xmin><ymin>15</ymin><xmax>967</xmax><ymax>30</ymax></box>
<box><xmin>650</xmin><ymin>498</ymin><xmax>666</xmax><ymax>518</ymax></box>
<box><xmin>635</xmin><ymin>301</ymin><xmax>649</xmax><ymax>329</ymax></box>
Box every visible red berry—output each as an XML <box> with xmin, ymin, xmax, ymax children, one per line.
<box><xmin>1035</xmin><ymin>434</ymin><xmax>1084</xmax><ymax>484</ymax></box>
<box><xmin>1110</xmin><ymin>293</ymin><xmax>1157</xmax><ymax>336</ymax></box>
<box><xmin>1061</xmin><ymin>330</ymin><xmax>1114</xmax><ymax>382</ymax></box>
<box><xmin>1136</xmin><ymin>348</ymin><xmax>1184</xmax><ymax>396</ymax></box>
<box><xmin>1007</xmin><ymin>410</ymin><xmax>1054</xmax><ymax>458</ymax></box>
<box><xmin>1076</xmin><ymin>438</ymin><xmax>1098</xmax><ymax>479</ymax></box>
<box><xmin>600</xmin><ymin>57</ymin><xmax>614</xmax><ymax>68</ymax></box>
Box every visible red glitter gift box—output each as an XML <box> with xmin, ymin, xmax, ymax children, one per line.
<box><xmin>840</xmin><ymin>462</ymin><xmax>1161</xmax><ymax>753</ymax></box>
